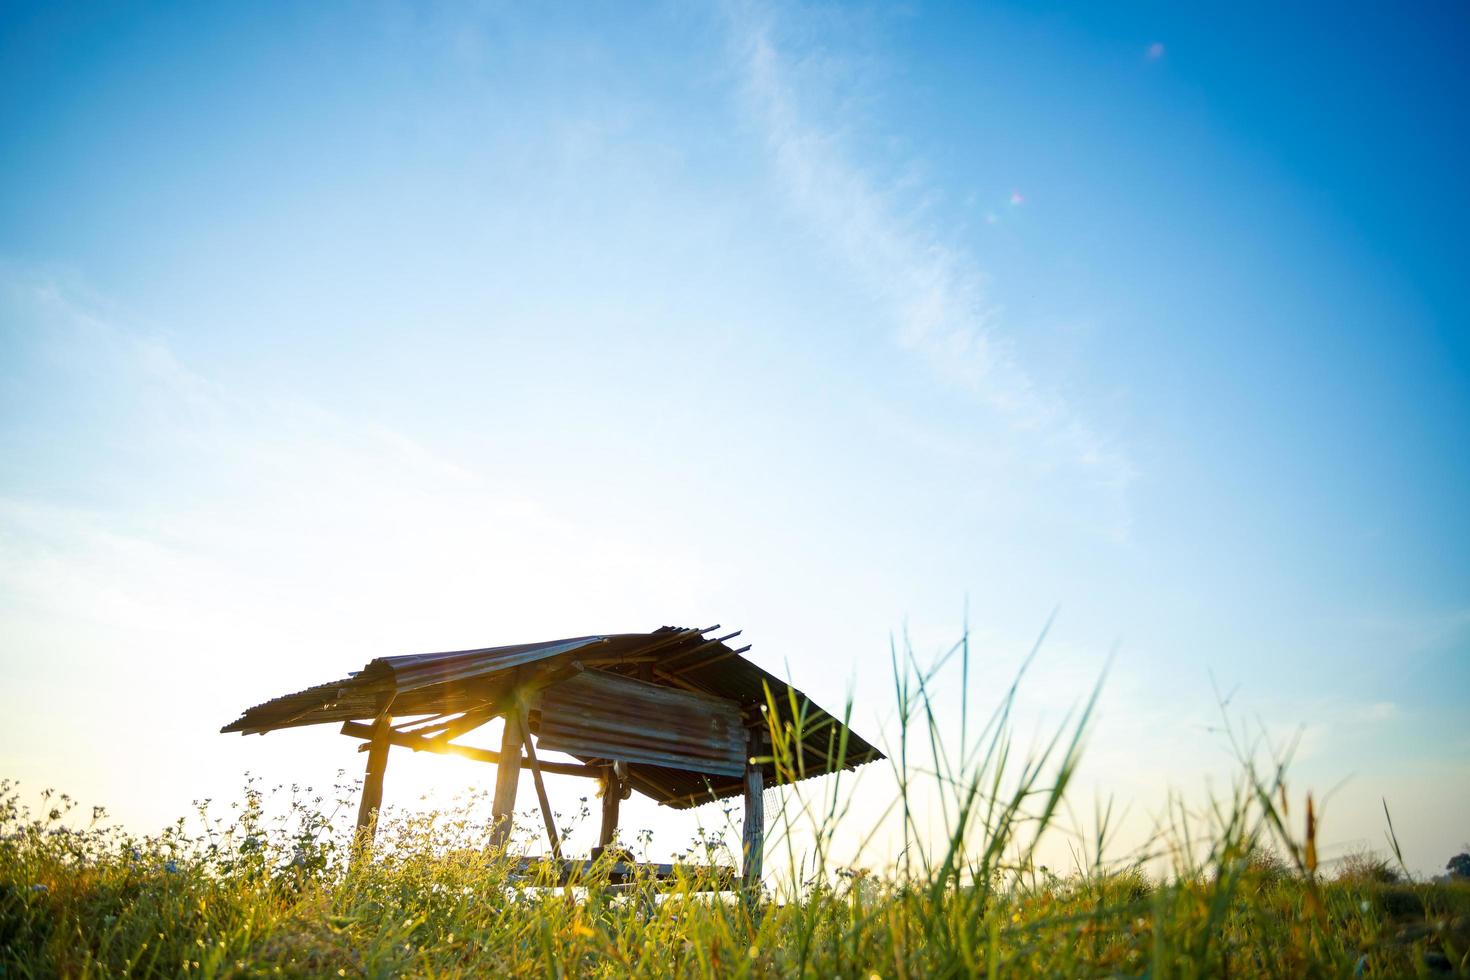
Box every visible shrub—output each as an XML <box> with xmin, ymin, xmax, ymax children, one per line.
<box><xmin>1335</xmin><ymin>848</ymin><xmax>1401</xmax><ymax>885</ymax></box>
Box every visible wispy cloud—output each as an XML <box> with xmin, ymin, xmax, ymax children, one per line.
<box><xmin>0</xmin><ymin>272</ymin><xmax>716</xmax><ymax>658</ymax></box>
<box><xmin>725</xmin><ymin>4</ymin><xmax>1135</xmax><ymax>533</ymax></box>
<box><xmin>0</xmin><ymin>270</ymin><xmax>725</xmax><ymax>833</ymax></box>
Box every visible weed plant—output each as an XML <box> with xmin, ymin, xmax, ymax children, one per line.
<box><xmin>3</xmin><ymin>630</ymin><xmax>1467</xmax><ymax>977</ymax></box>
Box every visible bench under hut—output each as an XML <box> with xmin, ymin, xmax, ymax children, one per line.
<box><xmin>221</xmin><ymin>625</ymin><xmax>884</xmax><ymax>889</ymax></box>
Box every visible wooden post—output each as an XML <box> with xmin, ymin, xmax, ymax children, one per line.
<box><xmin>597</xmin><ymin>766</ymin><xmax>622</xmax><ymax>851</ymax></box>
<box><xmin>741</xmin><ymin>736</ymin><xmax>764</xmax><ymax>891</ymax></box>
<box><xmin>518</xmin><ymin>709</ymin><xmax>562</xmax><ymax>861</ymax></box>
<box><xmin>355</xmin><ymin>712</ymin><xmax>393</xmax><ymax>844</ymax></box>
<box><xmin>489</xmin><ymin>711</ymin><xmax>523</xmax><ymax>851</ymax></box>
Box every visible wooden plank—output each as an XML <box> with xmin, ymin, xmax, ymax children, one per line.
<box><xmin>339</xmin><ymin>721</ymin><xmax>601</xmax><ymax>778</ymax></box>
<box><xmin>490</xmin><ymin>713</ymin><xmax>522</xmax><ymax>850</ymax></box>
<box><xmin>510</xmin><ymin>856</ymin><xmax>736</xmax><ymax>890</ymax></box>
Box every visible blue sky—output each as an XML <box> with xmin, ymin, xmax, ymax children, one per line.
<box><xmin>1</xmin><ymin>1</ymin><xmax>1466</xmax><ymax>873</ymax></box>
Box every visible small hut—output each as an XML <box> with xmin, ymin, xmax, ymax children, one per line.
<box><xmin>221</xmin><ymin>625</ymin><xmax>883</xmax><ymax>887</ymax></box>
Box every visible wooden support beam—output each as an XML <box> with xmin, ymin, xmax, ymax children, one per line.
<box><xmin>519</xmin><ymin>708</ymin><xmax>562</xmax><ymax>861</ymax></box>
<box><xmin>520</xmin><ymin>656</ymin><xmax>588</xmax><ymax>697</ymax></box>
<box><xmin>661</xmin><ymin>631</ymin><xmax>744</xmax><ymax>670</ymax></box>
<box><xmin>741</xmin><ymin>734</ymin><xmax>764</xmax><ymax>891</ymax></box>
<box><xmin>598</xmin><ymin>766</ymin><xmax>622</xmax><ymax>850</ymax></box>
<box><xmin>593</xmin><ymin>624</ymin><xmax>720</xmax><ymax>678</ymax></box>
<box><xmin>339</xmin><ymin>722</ymin><xmax>601</xmax><ymax>778</ymax></box>
<box><xmin>668</xmin><ymin>644</ymin><xmax>753</xmax><ymax>678</ymax></box>
<box><xmin>649</xmin><ymin>667</ymin><xmax>714</xmax><ymax>697</ymax></box>
<box><xmin>399</xmin><ymin>659</ymin><xmax>583</xmax><ymax>742</ymax></box>
<box><xmin>636</xmin><ymin>625</ymin><xmax>719</xmax><ymax>658</ymax></box>
<box><xmin>490</xmin><ymin>712</ymin><xmax>523</xmax><ymax>851</ymax></box>
<box><xmin>355</xmin><ymin>712</ymin><xmax>393</xmax><ymax>843</ymax></box>
<box><xmin>272</xmin><ymin>704</ymin><xmax>331</xmax><ymax>730</ymax></box>
<box><xmin>419</xmin><ymin>705</ymin><xmax>499</xmax><ymax>742</ymax></box>
<box><xmin>623</xmin><ymin>766</ymin><xmax>685</xmax><ymax>806</ymax></box>
<box><xmin>659</xmin><ymin>784</ymin><xmax>738</xmax><ymax>809</ymax></box>
<box><xmin>392</xmin><ymin>711</ymin><xmax>458</xmax><ymax>735</ymax></box>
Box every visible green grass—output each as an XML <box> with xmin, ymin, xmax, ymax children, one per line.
<box><xmin>4</xmin><ymin>631</ymin><xmax>1468</xmax><ymax>977</ymax></box>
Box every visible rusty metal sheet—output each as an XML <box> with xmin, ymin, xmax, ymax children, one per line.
<box><xmin>219</xmin><ymin>635</ymin><xmax>612</xmax><ymax>734</ymax></box>
<box><xmin>535</xmin><ymin>670</ymin><xmax>746</xmax><ymax>777</ymax></box>
<box><xmin>379</xmin><ymin>636</ymin><xmax>607</xmax><ymax>693</ymax></box>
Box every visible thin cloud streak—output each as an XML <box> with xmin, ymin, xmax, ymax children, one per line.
<box><xmin>726</xmin><ymin>4</ymin><xmax>1136</xmax><ymax>534</ymax></box>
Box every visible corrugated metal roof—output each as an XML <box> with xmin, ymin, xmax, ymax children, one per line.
<box><xmin>536</xmin><ymin>670</ymin><xmax>747</xmax><ymax>777</ymax></box>
<box><xmin>219</xmin><ymin>634</ymin><xmax>614</xmax><ymax>734</ymax></box>
<box><xmin>221</xmin><ymin>625</ymin><xmax>884</xmax><ymax>807</ymax></box>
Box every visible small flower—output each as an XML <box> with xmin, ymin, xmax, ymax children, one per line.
<box><xmin>29</xmin><ymin>883</ymin><xmax>48</xmax><ymax>894</ymax></box>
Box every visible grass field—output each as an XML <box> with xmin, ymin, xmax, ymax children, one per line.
<box><xmin>4</xmin><ymin>637</ymin><xmax>1468</xmax><ymax>977</ymax></box>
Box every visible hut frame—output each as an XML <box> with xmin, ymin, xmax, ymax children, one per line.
<box><xmin>222</xmin><ymin>625</ymin><xmax>884</xmax><ymax>890</ymax></box>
